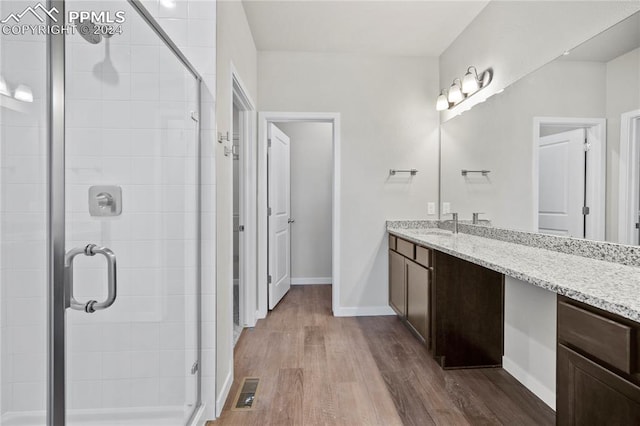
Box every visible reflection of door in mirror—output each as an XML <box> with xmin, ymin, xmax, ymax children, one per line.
<box><xmin>534</xmin><ymin>118</ymin><xmax>606</xmax><ymax>240</ymax></box>
<box><xmin>538</xmin><ymin>128</ymin><xmax>586</xmax><ymax>238</ymax></box>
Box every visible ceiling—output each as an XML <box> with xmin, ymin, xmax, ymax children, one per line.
<box><xmin>242</xmin><ymin>0</ymin><xmax>490</xmax><ymax>57</ymax></box>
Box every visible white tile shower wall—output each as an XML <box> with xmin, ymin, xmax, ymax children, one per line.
<box><xmin>143</xmin><ymin>0</ymin><xmax>218</xmax><ymax>421</ymax></box>
<box><xmin>0</xmin><ymin>0</ymin><xmax>49</xmax><ymax>417</ymax></box>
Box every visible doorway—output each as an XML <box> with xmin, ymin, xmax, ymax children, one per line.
<box><xmin>230</xmin><ymin>74</ymin><xmax>257</xmax><ymax>333</ymax></box>
<box><xmin>257</xmin><ymin>113</ymin><xmax>341</xmax><ymax>318</ymax></box>
<box><xmin>533</xmin><ymin>117</ymin><xmax>606</xmax><ymax>240</ymax></box>
<box><xmin>265</xmin><ymin>122</ymin><xmax>334</xmax><ymax>309</ymax></box>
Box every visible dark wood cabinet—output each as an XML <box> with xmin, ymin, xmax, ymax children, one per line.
<box><xmin>406</xmin><ymin>258</ymin><xmax>430</xmax><ymax>345</ymax></box>
<box><xmin>389</xmin><ymin>250</ymin><xmax>406</xmax><ymax>317</ymax></box>
<box><xmin>388</xmin><ymin>234</ymin><xmax>504</xmax><ymax>368</ymax></box>
<box><xmin>557</xmin><ymin>296</ymin><xmax>640</xmax><ymax>425</ymax></box>
<box><xmin>558</xmin><ymin>344</ymin><xmax>640</xmax><ymax>425</ymax></box>
<box><xmin>389</xmin><ymin>237</ymin><xmax>431</xmax><ymax>344</ymax></box>
<box><xmin>431</xmin><ymin>251</ymin><xmax>504</xmax><ymax>369</ymax></box>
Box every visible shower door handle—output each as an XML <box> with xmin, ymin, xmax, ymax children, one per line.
<box><xmin>64</xmin><ymin>244</ymin><xmax>117</xmax><ymax>313</ymax></box>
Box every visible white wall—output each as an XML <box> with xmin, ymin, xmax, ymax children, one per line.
<box><xmin>439</xmin><ymin>1</ymin><xmax>640</xmax><ymax>122</ymax></box>
<box><xmin>258</xmin><ymin>52</ymin><xmax>440</xmax><ymax>314</ymax></box>
<box><xmin>605</xmin><ymin>47</ymin><xmax>640</xmax><ymax>241</ymax></box>
<box><xmin>215</xmin><ymin>0</ymin><xmax>257</xmax><ymax>416</ymax></box>
<box><xmin>276</xmin><ymin>122</ymin><xmax>333</xmax><ymax>284</ymax></box>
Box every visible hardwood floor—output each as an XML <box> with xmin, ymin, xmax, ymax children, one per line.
<box><xmin>210</xmin><ymin>285</ymin><xmax>555</xmax><ymax>425</ymax></box>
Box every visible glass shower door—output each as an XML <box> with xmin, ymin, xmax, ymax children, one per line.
<box><xmin>63</xmin><ymin>1</ymin><xmax>200</xmax><ymax>424</ymax></box>
<box><xmin>0</xmin><ymin>1</ymin><xmax>49</xmax><ymax>424</ymax></box>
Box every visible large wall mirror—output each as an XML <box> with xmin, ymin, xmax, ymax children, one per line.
<box><xmin>440</xmin><ymin>11</ymin><xmax>640</xmax><ymax>245</ymax></box>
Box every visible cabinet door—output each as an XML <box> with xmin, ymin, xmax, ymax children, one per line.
<box><xmin>558</xmin><ymin>344</ymin><xmax>640</xmax><ymax>425</ymax></box>
<box><xmin>389</xmin><ymin>250</ymin><xmax>406</xmax><ymax>316</ymax></box>
<box><xmin>406</xmin><ymin>260</ymin><xmax>430</xmax><ymax>344</ymax></box>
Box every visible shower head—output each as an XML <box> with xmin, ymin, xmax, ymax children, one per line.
<box><xmin>77</xmin><ymin>21</ymin><xmax>103</xmax><ymax>44</ymax></box>
<box><xmin>76</xmin><ymin>19</ymin><xmax>117</xmax><ymax>45</ymax></box>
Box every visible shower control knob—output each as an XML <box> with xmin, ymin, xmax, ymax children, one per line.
<box><xmin>96</xmin><ymin>192</ymin><xmax>114</xmax><ymax>210</ymax></box>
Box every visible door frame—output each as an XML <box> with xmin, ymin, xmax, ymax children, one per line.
<box><xmin>532</xmin><ymin>117</ymin><xmax>606</xmax><ymax>240</ymax></box>
<box><xmin>257</xmin><ymin>112</ymin><xmax>341</xmax><ymax>318</ymax></box>
<box><xmin>231</xmin><ymin>68</ymin><xmax>257</xmax><ymax>327</ymax></box>
<box><xmin>618</xmin><ymin>109</ymin><xmax>640</xmax><ymax>245</ymax></box>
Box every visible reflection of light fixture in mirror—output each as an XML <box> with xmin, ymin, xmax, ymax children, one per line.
<box><xmin>435</xmin><ymin>66</ymin><xmax>493</xmax><ymax>111</ymax></box>
<box><xmin>436</xmin><ymin>90</ymin><xmax>449</xmax><ymax>111</ymax></box>
<box><xmin>14</xmin><ymin>85</ymin><xmax>33</xmax><ymax>103</ymax></box>
<box><xmin>448</xmin><ymin>79</ymin><xmax>463</xmax><ymax>104</ymax></box>
<box><xmin>0</xmin><ymin>76</ymin><xmax>10</xmax><ymax>97</ymax></box>
<box><xmin>160</xmin><ymin>0</ymin><xmax>176</xmax><ymax>8</ymax></box>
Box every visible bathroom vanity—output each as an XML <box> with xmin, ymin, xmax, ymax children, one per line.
<box><xmin>389</xmin><ymin>232</ymin><xmax>504</xmax><ymax>369</ymax></box>
<box><xmin>387</xmin><ymin>221</ymin><xmax>640</xmax><ymax>424</ymax></box>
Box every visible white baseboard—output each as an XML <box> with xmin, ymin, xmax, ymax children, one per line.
<box><xmin>333</xmin><ymin>305</ymin><xmax>396</xmax><ymax>317</ymax></box>
<box><xmin>291</xmin><ymin>277</ymin><xmax>332</xmax><ymax>285</ymax></box>
<box><xmin>503</xmin><ymin>356</ymin><xmax>556</xmax><ymax>410</ymax></box>
<box><xmin>215</xmin><ymin>370</ymin><xmax>234</xmax><ymax>418</ymax></box>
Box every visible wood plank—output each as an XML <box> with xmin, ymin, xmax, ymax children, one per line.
<box><xmin>268</xmin><ymin>368</ymin><xmax>303</xmax><ymax>426</ymax></box>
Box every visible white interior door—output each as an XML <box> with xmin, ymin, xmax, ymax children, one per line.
<box><xmin>268</xmin><ymin>124</ymin><xmax>292</xmax><ymax>309</ymax></box>
<box><xmin>538</xmin><ymin>128</ymin><xmax>586</xmax><ymax>237</ymax></box>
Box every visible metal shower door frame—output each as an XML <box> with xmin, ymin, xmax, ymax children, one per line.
<box><xmin>46</xmin><ymin>1</ymin><xmax>203</xmax><ymax>424</ymax></box>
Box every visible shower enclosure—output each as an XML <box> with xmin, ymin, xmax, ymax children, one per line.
<box><xmin>0</xmin><ymin>0</ymin><xmax>202</xmax><ymax>424</ymax></box>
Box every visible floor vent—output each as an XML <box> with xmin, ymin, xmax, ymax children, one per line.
<box><xmin>232</xmin><ymin>377</ymin><xmax>260</xmax><ymax>411</ymax></box>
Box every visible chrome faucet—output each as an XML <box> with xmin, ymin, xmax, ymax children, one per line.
<box><xmin>447</xmin><ymin>212</ymin><xmax>459</xmax><ymax>234</ymax></box>
<box><xmin>472</xmin><ymin>212</ymin><xmax>484</xmax><ymax>225</ymax></box>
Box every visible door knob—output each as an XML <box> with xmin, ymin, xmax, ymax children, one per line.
<box><xmin>288</xmin><ymin>218</ymin><xmax>295</xmax><ymax>224</ymax></box>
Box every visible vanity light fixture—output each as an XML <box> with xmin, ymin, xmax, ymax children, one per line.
<box><xmin>14</xmin><ymin>84</ymin><xmax>33</xmax><ymax>103</ymax></box>
<box><xmin>435</xmin><ymin>66</ymin><xmax>493</xmax><ymax>111</ymax></box>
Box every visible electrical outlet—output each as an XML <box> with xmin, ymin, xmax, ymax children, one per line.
<box><xmin>442</xmin><ymin>202</ymin><xmax>451</xmax><ymax>215</ymax></box>
<box><xmin>427</xmin><ymin>202</ymin><xmax>435</xmax><ymax>215</ymax></box>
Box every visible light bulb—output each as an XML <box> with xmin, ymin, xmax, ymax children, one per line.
<box><xmin>436</xmin><ymin>92</ymin><xmax>449</xmax><ymax>111</ymax></box>
<box><xmin>14</xmin><ymin>85</ymin><xmax>33</xmax><ymax>103</ymax></box>
<box><xmin>448</xmin><ymin>80</ymin><xmax>463</xmax><ymax>104</ymax></box>
<box><xmin>0</xmin><ymin>76</ymin><xmax>9</xmax><ymax>97</ymax></box>
<box><xmin>462</xmin><ymin>71</ymin><xmax>479</xmax><ymax>94</ymax></box>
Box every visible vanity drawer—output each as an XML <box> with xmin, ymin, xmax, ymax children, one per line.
<box><xmin>415</xmin><ymin>246</ymin><xmax>431</xmax><ymax>268</ymax></box>
<box><xmin>389</xmin><ymin>235</ymin><xmax>397</xmax><ymax>251</ymax></box>
<box><xmin>395</xmin><ymin>238</ymin><xmax>415</xmax><ymax>259</ymax></box>
<box><xmin>558</xmin><ymin>301</ymin><xmax>634</xmax><ymax>374</ymax></box>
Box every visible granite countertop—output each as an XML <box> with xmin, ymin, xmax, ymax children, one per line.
<box><xmin>388</xmin><ymin>227</ymin><xmax>640</xmax><ymax>322</ymax></box>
